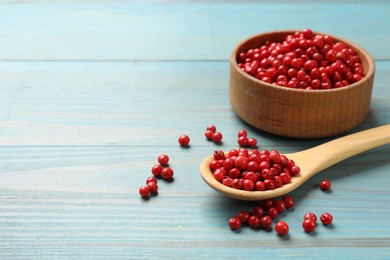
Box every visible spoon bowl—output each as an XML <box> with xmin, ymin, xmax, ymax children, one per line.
<box><xmin>200</xmin><ymin>125</ymin><xmax>390</xmax><ymax>201</ymax></box>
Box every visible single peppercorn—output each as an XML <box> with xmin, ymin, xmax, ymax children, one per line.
<box><xmin>205</xmin><ymin>130</ymin><xmax>214</xmax><ymax>140</ymax></box>
<box><xmin>228</xmin><ymin>217</ymin><xmax>241</xmax><ymax>230</ymax></box>
<box><xmin>320</xmin><ymin>213</ymin><xmax>333</xmax><ymax>225</ymax></box>
<box><xmin>304</xmin><ymin>212</ymin><xmax>317</xmax><ymax>223</ymax></box>
<box><xmin>273</xmin><ymin>200</ymin><xmax>287</xmax><ymax>213</ymax></box>
<box><xmin>260</xmin><ymin>215</ymin><xmax>272</xmax><ymax>229</ymax></box>
<box><xmin>238</xmin><ymin>129</ymin><xmax>247</xmax><ymax>137</ymax></box>
<box><xmin>146</xmin><ymin>181</ymin><xmax>158</xmax><ymax>194</ymax></box>
<box><xmin>320</xmin><ymin>180</ymin><xmax>331</xmax><ymax>191</ymax></box>
<box><xmin>139</xmin><ymin>186</ymin><xmax>150</xmax><ymax>198</ymax></box>
<box><xmin>206</xmin><ymin>125</ymin><xmax>217</xmax><ymax>132</ymax></box>
<box><xmin>178</xmin><ymin>134</ymin><xmax>190</xmax><ymax>146</ymax></box>
<box><xmin>247</xmin><ymin>138</ymin><xmax>257</xmax><ymax>148</ymax></box>
<box><xmin>275</xmin><ymin>221</ymin><xmax>289</xmax><ymax>236</ymax></box>
<box><xmin>252</xmin><ymin>206</ymin><xmax>264</xmax><ymax>218</ymax></box>
<box><xmin>158</xmin><ymin>154</ymin><xmax>169</xmax><ymax>166</ymax></box>
<box><xmin>302</xmin><ymin>219</ymin><xmax>316</xmax><ymax>232</ymax></box>
<box><xmin>146</xmin><ymin>177</ymin><xmax>157</xmax><ymax>184</ymax></box>
<box><xmin>212</xmin><ymin>132</ymin><xmax>223</xmax><ymax>143</ymax></box>
<box><xmin>267</xmin><ymin>207</ymin><xmax>279</xmax><ymax>219</ymax></box>
<box><xmin>236</xmin><ymin>210</ymin><xmax>251</xmax><ymax>223</ymax></box>
<box><xmin>282</xmin><ymin>195</ymin><xmax>295</xmax><ymax>209</ymax></box>
<box><xmin>151</xmin><ymin>164</ymin><xmax>163</xmax><ymax>177</ymax></box>
<box><xmin>161</xmin><ymin>167</ymin><xmax>174</xmax><ymax>180</ymax></box>
<box><xmin>238</xmin><ymin>136</ymin><xmax>248</xmax><ymax>147</ymax></box>
<box><xmin>248</xmin><ymin>216</ymin><xmax>260</xmax><ymax>228</ymax></box>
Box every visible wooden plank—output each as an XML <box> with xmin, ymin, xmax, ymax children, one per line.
<box><xmin>0</xmin><ymin>1</ymin><xmax>389</xmax><ymax>60</ymax></box>
<box><xmin>0</xmin><ymin>61</ymin><xmax>389</xmax><ymax>146</ymax></box>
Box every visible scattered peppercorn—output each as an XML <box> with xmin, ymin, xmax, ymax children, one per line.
<box><xmin>320</xmin><ymin>180</ymin><xmax>331</xmax><ymax>191</ymax></box>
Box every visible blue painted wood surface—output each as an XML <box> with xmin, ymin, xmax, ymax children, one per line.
<box><xmin>0</xmin><ymin>1</ymin><xmax>389</xmax><ymax>259</ymax></box>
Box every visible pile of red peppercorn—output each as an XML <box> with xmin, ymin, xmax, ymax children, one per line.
<box><xmin>209</xmin><ymin>148</ymin><xmax>300</xmax><ymax>191</ymax></box>
<box><xmin>229</xmin><ymin>196</ymin><xmax>333</xmax><ymax>236</ymax></box>
<box><xmin>238</xmin><ymin>29</ymin><xmax>365</xmax><ymax>90</ymax></box>
<box><xmin>229</xmin><ymin>196</ymin><xmax>294</xmax><ymax>232</ymax></box>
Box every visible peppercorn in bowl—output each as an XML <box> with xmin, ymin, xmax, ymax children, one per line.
<box><xmin>229</xmin><ymin>29</ymin><xmax>375</xmax><ymax>138</ymax></box>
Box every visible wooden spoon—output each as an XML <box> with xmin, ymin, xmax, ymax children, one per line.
<box><xmin>200</xmin><ymin>124</ymin><xmax>390</xmax><ymax>201</ymax></box>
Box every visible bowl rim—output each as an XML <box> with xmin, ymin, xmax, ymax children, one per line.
<box><xmin>231</xmin><ymin>30</ymin><xmax>376</xmax><ymax>94</ymax></box>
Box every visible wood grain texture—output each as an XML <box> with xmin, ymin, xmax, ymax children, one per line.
<box><xmin>0</xmin><ymin>61</ymin><xmax>388</xmax><ymax>146</ymax></box>
<box><xmin>0</xmin><ymin>0</ymin><xmax>389</xmax><ymax>259</ymax></box>
<box><xmin>0</xmin><ymin>1</ymin><xmax>389</xmax><ymax>60</ymax></box>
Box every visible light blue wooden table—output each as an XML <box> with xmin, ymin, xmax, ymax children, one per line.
<box><xmin>0</xmin><ymin>1</ymin><xmax>389</xmax><ymax>259</ymax></box>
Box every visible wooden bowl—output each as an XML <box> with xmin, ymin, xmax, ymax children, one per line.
<box><xmin>229</xmin><ymin>30</ymin><xmax>375</xmax><ymax>138</ymax></box>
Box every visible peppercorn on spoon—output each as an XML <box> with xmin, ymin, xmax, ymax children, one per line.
<box><xmin>200</xmin><ymin>124</ymin><xmax>390</xmax><ymax>201</ymax></box>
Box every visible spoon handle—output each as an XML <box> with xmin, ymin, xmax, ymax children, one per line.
<box><xmin>293</xmin><ymin>124</ymin><xmax>390</xmax><ymax>175</ymax></box>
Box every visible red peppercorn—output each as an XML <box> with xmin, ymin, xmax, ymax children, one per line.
<box><xmin>208</xmin><ymin>160</ymin><xmax>221</xmax><ymax>173</ymax></box>
<box><xmin>264</xmin><ymin>179</ymin><xmax>275</xmax><ymax>190</ymax></box>
<box><xmin>236</xmin><ymin>210</ymin><xmax>251</xmax><ymax>223</ymax></box>
<box><xmin>238</xmin><ymin>136</ymin><xmax>248</xmax><ymax>147</ymax></box>
<box><xmin>267</xmin><ymin>207</ymin><xmax>279</xmax><ymax>219</ymax></box>
<box><xmin>210</xmin><ymin>148</ymin><xmax>301</xmax><ymax>191</ymax></box>
<box><xmin>320</xmin><ymin>180</ymin><xmax>331</xmax><ymax>191</ymax></box>
<box><xmin>146</xmin><ymin>181</ymin><xmax>158</xmax><ymax>194</ymax></box>
<box><xmin>273</xmin><ymin>200</ymin><xmax>287</xmax><ymax>213</ymax></box>
<box><xmin>161</xmin><ymin>167</ymin><xmax>174</xmax><ymax>180</ymax></box>
<box><xmin>260</xmin><ymin>215</ymin><xmax>272</xmax><ymax>229</ymax></box>
<box><xmin>247</xmin><ymin>138</ymin><xmax>257</xmax><ymax>148</ymax></box>
<box><xmin>246</xmin><ymin>161</ymin><xmax>259</xmax><ymax>172</ymax></box>
<box><xmin>238</xmin><ymin>129</ymin><xmax>247</xmax><ymax>137</ymax></box>
<box><xmin>158</xmin><ymin>154</ymin><xmax>169</xmax><ymax>166</ymax></box>
<box><xmin>304</xmin><ymin>212</ymin><xmax>317</xmax><ymax>223</ymax></box>
<box><xmin>228</xmin><ymin>217</ymin><xmax>241</xmax><ymax>230</ymax></box>
<box><xmin>255</xmin><ymin>181</ymin><xmax>265</xmax><ymax>191</ymax></box>
<box><xmin>252</xmin><ymin>206</ymin><xmax>264</xmax><ymax>218</ymax></box>
<box><xmin>178</xmin><ymin>134</ymin><xmax>190</xmax><ymax>146</ymax></box>
<box><xmin>212</xmin><ymin>168</ymin><xmax>225</xmax><ymax>182</ymax></box>
<box><xmin>212</xmin><ymin>132</ymin><xmax>223</xmax><ymax>143</ymax></box>
<box><xmin>213</xmin><ymin>150</ymin><xmax>225</xmax><ymax>160</ymax></box>
<box><xmin>205</xmin><ymin>130</ymin><xmax>214</xmax><ymax>140</ymax></box>
<box><xmin>280</xmin><ymin>172</ymin><xmax>292</xmax><ymax>184</ymax></box>
<box><xmin>222</xmin><ymin>177</ymin><xmax>233</xmax><ymax>187</ymax></box>
<box><xmin>282</xmin><ymin>195</ymin><xmax>295</xmax><ymax>209</ymax></box>
<box><xmin>290</xmin><ymin>165</ymin><xmax>300</xmax><ymax>176</ymax></box>
<box><xmin>275</xmin><ymin>221</ymin><xmax>289</xmax><ymax>236</ymax></box>
<box><xmin>263</xmin><ymin>199</ymin><xmax>274</xmax><ymax>209</ymax></box>
<box><xmin>206</xmin><ymin>125</ymin><xmax>216</xmax><ymax>132</ymax></box>
<box><xmin>139</xmin><ymin>186</ymin><xmax>150</xmax><ymax>198</ymax></box>
<box><xmin>302</xmin><ymin>219</ymin><xmax>316</xmax><ymax>232</ymax></box>
<box><xmin>320</xmin><ymin>213</ymin><xmax>333</xmax><ymax>225</ymax></box>
<box><xmin>268</xmin><ymin>150</ymin><xmax>281</xmax><ymax>163</ymax></box>
<box><xmin>231</xmin><ymin>178</ymin><xmax>242</xmax><ymax>189</ymax></box>
<box><xmin>151</xmin><ymin>164</ymin><xmax>163</xmax><ymax>177</ymax></box>
<box><xmin>248</xmin><ymin>216</ymin><xmax>260</xmax><ymax>228</ymax></box>
<box><xmin>146</xmin><ymin>177</ymin><xmax>157</xmax><ymax>184</ymax></box>
<box><xmin>242</xmin><ymin>179</ymin><xmax>255</xmax><ymax>191</ymax></box>
<box><xmin>234</xmin><ymin>156</ymin><xmax>248</xmax><ymax>171</ymax></box>
<box><xmin>238</xmin><ymin>29</ymin><xmax>365</xmax><ymax>89</ymax></box>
